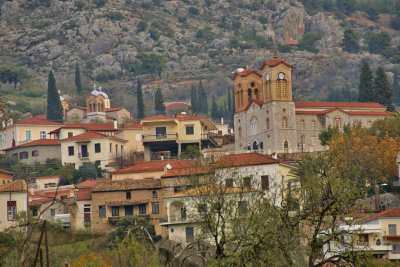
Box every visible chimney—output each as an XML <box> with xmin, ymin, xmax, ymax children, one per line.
<box><xmin>113</xmin><ymin>120</ymin><xmax>117</xmax><ymax>129</ymax></box>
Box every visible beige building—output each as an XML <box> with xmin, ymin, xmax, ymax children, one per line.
<box><xmin>115</xmin><ymin>122</ymin><xmax>144</xmax><ymax>154</ymax></box>
<box><xmin>49</xmin><ymin>123</ymin><xmax>120</xmax><ymax>140</ymax></box>
<box><xmin>33</xmin><ymin>175</ymin><xmax>61</xmax><ymax>189</ymax></box>
<box><xmin>0</xmin><ymin>168</ymin><xmax>13</xmax><ymax>185</ymax></box>
<box><xmin>0</xmin><ymin>180</ymin><xmax>28</xmax><ymax>231</ymax></box>
<box><xmin>234</xmin><ymin>57</ymin><xmax>392</xmax><ymax>155</ymax></box>
<box><xmin>141</xmin><ymin>113</ymin><xmax>218</xmax><ymax>161</ymax></box>
<box><xmin>60</xmin><ymin>131</ymin><xmax>127</xmax><ymax>170</ymax></box>
<box><xmin>29</xmin><ymin>197</ymin><xmax>67</xmax><ymax>222</ymax></box>
<box><xmin>4</xmin><ymin>139</ymin><xmax>60</xmax><ymax>164</ymax></box>
<box><xmin>0</xmin><ymin>114</ymin><xmax>64</xmax><ymax>150</ymax></box>
<box><xmin>91</xmin><ymin>179</ymin><xmax>166</xmax><ymax>236</ymax></box>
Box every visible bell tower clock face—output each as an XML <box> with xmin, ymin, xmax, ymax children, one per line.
<box><xmin>266</xmin><ymin>74</ymin><xmax>270</xmax><ymax>81</ymax></box>
<box><xmin>278</xmin><ymin>72</ymin><xmax>285</xmax><ymax>80</ymax></box>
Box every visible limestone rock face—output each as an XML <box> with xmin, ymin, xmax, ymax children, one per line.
<box><xmin>309</xmin><ymin>13</ymin><xmax>343</xmax><ymax>48</ymax></box>
<box><xmin>1</xmin><ymin>1</ymin><xmax>19</xmax><ymax>20</ymax></box>
<box><xmin>275</xmin><ymin>6</ymin><xmax>307</xmax><ymax>44</ymax></box>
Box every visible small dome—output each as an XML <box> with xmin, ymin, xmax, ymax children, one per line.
<box><xmin>99</xmin><ymin>91</ymin><xmax>109</xmax><ymax>99</ymax></box>
<box><xmin>90</xmin><ymin>89</ymin><xmax>100</xmax><ymax>96</ymax></box>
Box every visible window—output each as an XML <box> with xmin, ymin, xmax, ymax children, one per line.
<box><xmin>11</xmin><ymin>131</ymin><xmax>14</xmax><ymax>141</ymax></box>
<box><xmin>389</xmin><ymin>224</ymin><xmax>397</xmax><ymax>235</ymax></box>
<box><xmin>83</xmin><ymin>207</ymin><xmax>91</xmax><ymax>213</ymax></box>
<box><xmin>99</xmin><ymin>205</ymin><xmax>106</xmax><ymax>217</ymax></box>
<box><xmin>152</xmin><ymin>202</ymin><xmax>159</xmax><ymax>214</ymax></box>
<box><xmin>68</xmin><ymin>146</ymin><xmax>74</xmax><ymax>156</ymax></box>
<box><xmin>95</xmin><ymin>143</ymin><xmax>101</xmax><ymax>153</ymax></box>
<box><xmin>19</xmin><ymin>151</ymin><xmax>28</xmax><ymax>159</ymax></box>
<box><xmin>282</xmin><ymin>117</ymin><xmax>288</xmax><ymax>129</ymax></box>
<box><xmin>197</xmin><ymin>204</ymin><xmax>207</xmax><ymax>212</ymax></box>
<box><xmin>40</xmin><ymin>131</ymin><xmax>47</xmax><ymax>139</ymax></box>
<box><xmin>139</xmin><ymin>204</ymin><xmax>146</xmax><ymax>214</ymax></box>
<box><xmin>121</xmin><ymin>145</ymin><xmax>123</xmax><ymax>154</ymax></box>
<box><xmin>110</xmin><ymin>143</ymin><xmax>112</xmax><ymax>152</ymax></box>
<box><xmin>32</xmin><ymin>150</ymin><xmax>39</xmax><ymax>157</ymax></box>
<box><xmin>115</xmin><ymin>144</ymin><xmax>118</xmax><ymax>155</ymax></box>
<box><xmin>300</xmin><ymin>119</ymin><xmax>305</xmax><ymax>130</ymax></box>
<box><xmin>112</xmin><ymin>206</ymin><xmax>119</xmax><ymax>217</ymax></box>
<box><xmin>26</xmin><ymin>130</ymin><xmax>32</xmax><ymax>141</ymax></box>
<box><xmin>181</xmin><ymin>207</ymin><xmax>186</xmax><ymax>220</ymax></box>
<box><xmin>68</xmin><ymin>132</ymin><xmax>73</xmax><ymax>138</ymax></box>
<box><xmin>238</xmin><ymin>201</ymin><xmax>247</xmax><ymax>214</ymax></box>
<box><xmin>266</xmin><ymin>118</ymin><xmax>270</xmax><ymax>130</ymax></box>
<box><xmin>51</xmin><ymin>209</ymin><xmax>55</xmax><ymax>216</ymax></box>
<box><xmin>247</xmin><ymin>89</ymin><xmax>252</xmax><ymax>103</ymax></box>
<box><xmin>126</xmin><ymin>191</ymin><xmax>131</xmax><ymax>199</ymax></box>
<box><xmin>260</xmin><ymin>141</ymin><xmax>264</xmax><ymax>149</ymax></box>
<box><xmin>44</xmin><ymin>183</ymin><xmax>56</xmax><ymax>188</ymax></box>
<box><xmin>7</xmin><ymin>201</ymin><xmax>16</xmax><ymax>221</ymax></box>
<box><xmin>185</xmin><ymin>125</ymin><xmax>194</xmax><ymax>135</ymax></box>
<box><xmin>261</xmin><ymin>175</ymin><xmax>269</xmax><ymax>191</ymax></box>
<box><xmin>311</xmin><ymin>120</ymin><xmax>316</xmax><ymax>130</ymax></box>
<box><xmin>312</xmin><ymin>135</ymin><xmax>317</xmax><ymax>145</ymax></box>
<box><xmin>170</xmin><ymin>228</ymin><xmax>174</xmax><ymax>233</ymax></box>
<box><xmin>252</xmin><ymin>140</ymin><xmax>258</xmax><ymax>150</ymax></box>
<box><xmin>155</xmin><ymin>127</ymin><xmax>167</xmax><ymax>139</ymax></box>
<box><xmin>186</xmin><ymin>227</ymin><xmax>194</xmax><ymax>243</ymax></box>
<box><xmin>32</xmin><ymin>209</ymin><xmax>38</xmax><ymax>217</ymax></box>
<box><xmin>226</xmin><ymin>179</ymin><xmax>233</xmax><ymax>187</ymax></box>
<box><xmin>136</xmin><ymin>133</ymin><xmax>141</xmax><ymax>141</ymax></box>
<box><xmin>152</xmin><ymin>191</ymin><xmax>157</xmax><ymax>198</ymax></box>
<box><xmin>250</xmin><ymin>117</ymin><xmax>258</xmax><ymax>135</ymax></box>
<box><xmin>393</xmin><ymin>244</ymin><xmax>400</xmax><ymax>254</ymax></box>
<box><xmin>284</xmin><ymin>141</ymin><xmax>289</xmax><ymax>153</ymax></box>
<box><xmin>125</xmin><ymin>205</ymin><xmax>133</xmax><ymax>216</ymax></box>
<box><xmin>301</xmin><ymin>135</ymin><xmax>305</xmax><ymax>145</ymax></box>
<box><xmin>243</xmin><ymin>177</ymin><xmax>251</xmax><ymax>187</ymax></box>
<box><xmin>333</xmin><ymin>116</ymin><xmax>341</xmax><ymax>128</ymax></box>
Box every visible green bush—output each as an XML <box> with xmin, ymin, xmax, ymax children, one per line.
<box><xmin>22</xmin><ymin>90</ymin><xmax>45</xmax><ymax>98</ymax></box>
<box><xmin>149</xmin><ymin>28</ymin><xmax>160</xmax><ymax>41</ymax></box>
<box><xmin>75</xmin><ymin>0</ymin><xmax>86</xmax><ymax>11</ymax></box>
<box><xmin>140</xmin><ymin>2</ymin><xmax>153</xmax><ymax>9</ymax></box>
<box><xmin>195</xmin><ymin>26</ymin><xmax>215</xmax><ymax>41</ymax></box>
<box><xmin>95</xmin><ymin>71</ymin><xmax>115</xmax><ymax>82</ymax></box>
<box><xmin>298</xmin><ymin>32</ymin><xmax>321</xmax><ymax>53</ymax></box>
<box><xmin>93</xmin><ymin>0</ymin><xmax>107</xmax><ymax>7</ymax></box>
<box><xmin>366</xmin><ymin>31</ymin><xmax>391</xmax><ymax>55</ymax></box>
<box><xmin>136</xmin><ymin>52</ymin><xmax>167</xmax><ymax>77</ymax></box>
<box><xmin>188</xmin><ymin>6</ymin><xmax>199</xmax><ymax>15</ymax></box>
<box><xmin>105</xmin><ymin>11</ymin><xmax>124</xmax><ymax>21</ymax></box>
<box><xmin>137</xmin><ymin>21</ymin><xmax>148</xmax><ymax>32</ymax></box>
<box><xmin>277</xmin><ymin>44</ymin><xmax>293</xmax><ymax>53</ymax></box>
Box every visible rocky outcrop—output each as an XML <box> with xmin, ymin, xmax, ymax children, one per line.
<box><xmin>1</xmin><ymin>0</ymin><xmax>19</xmax><ymax>20</ymax></box>
<box><xmin>309</xmin><ymin>13</ymin><xmax>343</xmax><ymax>48</ymax></box>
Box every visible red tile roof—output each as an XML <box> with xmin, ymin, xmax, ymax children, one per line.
<box><xmin>35</xmin><ymin>175</ymin><xmax>61</xmax><ymax>180</ymax></box>
<box><xmin>77</xmin><ymin>179</ymin><xmax>111</xmax><ymax>188</ymax></box>
<box><xmin>282</xmin><ymin>41</ymin><xmax>298</xmax><ymax>46</ymax></box>
<box><xmin>161</xmin><ymin>166</ymin><xmax>213</xmax><ymax>178</ymax></box>
<box><xmin>4</xmin><ymin>139</ymin><xmax>60</xmax><ymax>151</ymax></box>
<box><xmin>61</xmin><ymin>131</ymin><xmax>127</xmax><ymax>142</ymax></box>
<box><xmin>15</xmin><ymin>115</ymin><xmax>64</xmax><ymax>126</ymax></box>
<box><xmin>0</xmin><ymin>168</ymin><xmax>14</xmax><ymax>175</ymax></box>
<box><xmin>123</xmin><ymin>123</ymin><xmax>143</xmax><ymax>129</ymax></box>
<box><xmin>259</xmin><ymin>58</ymin><xmax>293</xmax><ymax>70</ymax></box>
<box><xmin>294</xmin><ymin>102</ymin><xmax>386</xmax><ymax>109</ymax></box>
<box><xmin>142</xmin><ymin>114</ymin><xmax>208</xmax><ymax>121</ymax></box>
<box><xmin>363</xmin><ymin>207</ymin><xmax>400</xmax><ymax>222</ymax></box>
<box><xmin>61</xmin><ymin>123</ymin><xmax>118</xmax><ymax>131</ymax></box>
<box><xmin>217</xmin><ymin>152</ymin><xmax>281</xmax><ymax>168</ymax></box>
<box><xmin>106</xmin><ymin>107</ymin><xmax>127</xmax><ymax>112</ymax></box>
<box><xmin>0</xmin><ymin>180</ymin><xmax>27</xmax><ymax>192</ymax></box>
<box><xmin>29</xmin><ymin>197</ymin><xmax>54</xmax><ymax>205</ymax></box>
<box><xmin>232</xmin><ymin>68</ymin><xmax>262</xmax><ymax>80</ymax></box>
<box><xmin>166</xmin><ymin>103</ymin><xmax>191</xmax><ymax>111</ymax></box>
<box><xmin>76</xmin><ymin>189</ymin><xmax>92</xmax><ymax>201</ymax></box>
<box><xmin>295</xmin><ymin>108</ymin><xmax>392</xmax><ymax>117</ymax></box>
<box><xmin>93</xmin><ymin>179</ymin><xmax>161</xmax><ymax>192</ymax></box>
<box><xmin>112</xmin><ymin>159</ymin><xmax>195</xmax><ymax>174</ymax></box>
<box><xmin>71</xmin><ymin>106</ymin><xmax>87</xmax><ymax>111</ymax></box>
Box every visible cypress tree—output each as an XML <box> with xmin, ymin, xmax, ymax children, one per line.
<box><xmin>190</xmin><ymin>85</ymin><xmax>197</xmax><ymax>113</ymax></box>
<box><xmin>154</xmin><ymin>88</ymin><xmax>166</xmax><ymax>115</ymax></box>
<box><xmin>358</xmin><ymin>61</ymin><xmax>374</xmax><ymax>102</ymax></box>
<box><xmin>211</xmin><ymin>95</ymin><xmax>218</xmax><ymax>120</ymax></box>
<box><xmin>198</xmin><ymin>80</ymin><xmax>208</xmax><ymax>115</ymax></box>
<box><xmin>47</xmin><ymin>71</ymin><xmax>63</xmax><ymax>122</ymax></box>
<box><xmin>136</xmin><ymin>78</ymin><xmax>144</xmax><ymax>119</ymax></box>
<box><xmin>75</xmin><ymin>62</ymin><xmax>82</xmax><ymax>93</ymax></box>
<box><xmin>227</xmin><ymin>88</ymin><xmax>232</xmax><ymax>115</ymax></box>
<box><xmin>375</xmin><ymin>67</ymin><xmax>394</xmax><ymax>111</ymax></box>
<box><xmin>393</xmin><ymin>70</ymin><xmax>400</xmax><ymax>105</ymax></box>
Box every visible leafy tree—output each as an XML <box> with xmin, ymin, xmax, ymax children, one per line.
<box><xmin>341</xmin><ymin>29</ymin><xmax>359</xmax><ymax>53</ymax></box>
<box><xmin>318</xmin><ymin>125</ymin><xmax>339</xmax><ymax>146</ymax></box>
<box><xmin>109</xmin><ymin>215</ymin><xmax>161</xmax><ymax>243</ymax></box>
<box><xmin>180</xmin><ymin>145</ymin><xmax>200</xmax><ymax>159</ymax></box>
<box><xmin>0</xmin><ymin>66</ymin><xmax>31</xmax><ymax>90</ymax></box>
<box><xmin>366</xmin><ymin>31</ymin><xmax>391</xmax><ymax>55</ymax></box>
<box><xmin>154</xmin><ymin>88</ymin><xmax>166</xmax><ymax>115</ymax></box>
<box><xmin>374</xmin><ymin>67</ymin><xmax>394</xmax><ymax>111</ymax></box>
<box><xmin>136</xmin><ymin>78</ymin><xmax>144</xmax><ymax>119</ymax></box>
<box><xmin>74</xmin><ymin>63</ymin><xmax>82</xmax><ymax>93</ymax></box>
<box><xmin>46</xmin><ymin>71</ymin><xmax>63</xmax><ymax>123</ymax></box>
<box><xmin>188</xmin><ymin>6</ymin><xmax>199</xmax><ymax>15</ymax></box>
<box><xmin>298</xmin><ymin>32</ymin><xmax>321</xmax><ymax>53</ymax></box>
<box><xmin>358</xmin><ymin>60</ymin><xmax>375</xmax><ymax>102</ymax></box>
<box><xmin>136</xmin><ymin>52</ymin><xmax>167</xmax><ymax>78</ymax></box>
<box><xmin>336</xmin><ymin>0</ymin><xmax>356</xmax><ymax>15</ymax></box>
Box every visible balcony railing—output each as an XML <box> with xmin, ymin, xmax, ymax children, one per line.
<box><xmin>78</xmin><ymin>152</ymin><xmax>89</xmax><ymax>159</ymax></box>
<box><xmin>108</xmin><ymin>216</ymin><xmax>121</xmax><ymax>224</ymax></box>
<box><xmin>142</xmin><ymin>133</ymin><xmax>178</xmax><ymax>142</ymax></box>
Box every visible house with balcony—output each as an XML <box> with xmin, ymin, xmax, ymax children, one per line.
<box><xmin>323</xmin><ymin>207</ymin><xmax>400</xmax><ymax>261</ymax></box>
<box><xmin>60</xmin><ymin>131</ymin><xmax>127</xmax><ymax>171</ymax></box>
<box><xmin>141</xmin><ymin>113</ymin><xmax>218</xmax><ymax>161</ymax></box>
<box><xmin>91</xmin><ymin>179</ymin><xmax>167</xmax><ymax>236</ymax></box>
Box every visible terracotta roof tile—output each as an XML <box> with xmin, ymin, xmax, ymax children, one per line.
<box><xmin>232</xmin><ymin>68</ymin><xmax>262</xmax><ymax>80</ymax></box>
<box><xmin>16</xmin><ymin>115</ymin><xmax>64</xmax><ymax>126</ymax></box>
<box><xmin>106</xmin><ymin>107</ymin><xmax>127</xmax><ymax>112</ymax></box>
<box><xmin>217</xmin><ymin>152</ymin><xmax>280</xmax><ymax>168</ymax></box>
<box><xmin>142</xmin><ymin>114</ymin><xmax>209</xmax><ymax>121</ymax></box>
<box><xmin>166</xmin><ymin>103</ymin><xmax>191</xmax><ymax>111</ymax></box>
<box><xmin>92</xmin><ymin>179</ymin><xmax>161</xmax><ymax>192</ymax></box>
<box><xmin>112</xmin><ymin>159</ymin><xmax>195</xmax><ymax>174</ymax></box>
<box><xmin>35</xmin><ymin>175</ymin><xmax>61</xmax><ymax>180</ymax></box>
<box><xmin>161</xmin><ymin>166</ymin><xmax>213</xmax><ymax>178</ymax></box>
<box><xmin>71</xmin><ymin>106</ymin><xmax>87</xmax><ymax>111</ymax></box>
<box><xmin>259</xmin><ymin>58</ymin><xmax>293</xmax><ymax>70</ymax></box>
<box><xmin>60</xmin><ymin>123</ymin><xmax>118</xmax><ymax>131</ymax></box>
<box><xmin>0</xmin><ymin>168</ymin><xmax>14</xmax><ymax>175</ymax></box>
<box><xmin>29</xmin><ymin>197</ymin><xmax>54</xmax><ymax>205</ymax></box>
<box><xmin>0</xmin><ymin>180</ymin><xmax>27</xmax><ymax>192</ymax></box>
<box><xmin>61</xmin><ymin>131</ymin><xmax>127</xmax><ymax>142</ymax></box>
<box><xmin>4</xmin><ymin>139</ymin><xmax>60</xmax><ymax>151</ymax></box>
<box><xmin>77</xmin><ymin>179</ymin><xmax>111</xmax><ymax>188</ymax></box>
<box><xmin>294</xmin><ymin>102</ymin><xmax>386</xmax><ymax>109</ymax></box>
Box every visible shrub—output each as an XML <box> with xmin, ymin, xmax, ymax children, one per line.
<box><xmin>298</xmin><ymin>32</ymin><xmax>321</xmax><ymax>53</ymax></box>
<box><xmin>195</xmin><ymin>26</ymin><xmax>215</xmax><ymax>41</ymax></box>
<box><xmin>105</xmin><ymin>11</ymin><xmax>124</xmax><ymax>21</ymax></box>
<box><xmin>149</xmin><ymin>28</ymin><xmax>160</xmax><ymax>41</ymax></box>
<box><xmin>75</xmin><ymin>0</ymin><xmax>85</xmax><ymax>11</ymax></box>
<box><xmin>137</xmin><ymin>21</ymin><xmax>148</xmax><ymax>32</ymax></box>
<box><xmin>95</xmin><ymin>71</ymin><xmax>115</xmax><ymax>82</ymax></box>
<box><xmin>93</xmin><ymin>0</ymin><xmax>107</xmax><ymax>7</ymax></box>
<box><xmin>188</xmin><ymin>6</ymin><xmax>199</xmax><ymax>15</ymax></box>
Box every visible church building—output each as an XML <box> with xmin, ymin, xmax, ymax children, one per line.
<box><xmin>233</xmin><ymin>56</ymin><xmax>392</xmax><ymax>154</ymax></box>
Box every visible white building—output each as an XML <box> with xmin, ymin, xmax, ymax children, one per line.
<box><xmin>0</xmin><ymin>180</ymin><xmax>28</xmax><ymax>231</ymax></box>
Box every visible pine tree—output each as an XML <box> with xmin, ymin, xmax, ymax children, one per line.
<box><xmin>154</xmin><ymin>88</ymin><xmax>166</xmax><ymax>115</ymax></box>
<box><xmin>358</xmin><ymin>61</ymin><xmax>374</xmax><ymax>102</ymax></box>
<box><xmin>375</xmin><ymin>67</ymin><xmax>394</xmax><ymax>111</ymax></box>
<box><xmin>75</xmin><ymin>62</ymin><xmax>82</xmax><ymax>93</ymax></box>
<box><xmin>190</xmin><ymin>85</ymin><xmax>197</xmax><ymax>113</ymax></box>
<box><xmin>47</xmin><ymin>71</ymin><xmax>63</xmax><ymax>122</ymax></box>
<box><xmin>341</xmin><ymin>29</ymin><xmax>359</xmax><ymax>54</ymax></box>
<box><xmin>198</xmin><ymin>80</ymin><xmax>208</xmax><ymax>115</ymax></box>
<box><xmin>136</xmin><ymin>78</ymin><xmax>144</xmax><ymax>119</ymax></box>
<box><xmin>211</xmin><ymin>95</ymin><xmax>218</xmax><ymax>120</ymax></box>
<box><xmin>393</xmin><ymin>70</ymin><xmax>400</xmax><ymax>106</ymax></box>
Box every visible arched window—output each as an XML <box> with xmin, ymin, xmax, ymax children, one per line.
<box><xmin>266</xmin><ymin>118</ymin><xmax>270</xmax><ymax>130</ymax></box>
<box><xmin>311</xmin><ymin>120</ymin><xmax>316</xmax><ymax>130</ymax></box>
<box><xmin>311</xmin><ymin>135</ymin><xmax>317</xmax><ymax>145</ymax></box>
<box><xmin>238</xmin><ymin>127</ymin><xmax>242</xmax><ymax>138</ymax></box>
<box><xmin>240</xmin><ymin>90</ymin><xmax>243</xmax><ymax>107</ymax></box>
<box><xmin>300</xmin><ymin>119</ymin><xmax>305</xmax><ymax>130</ymax></box>
<box><xmin>282</xmin><ymin>80</ymin><xmax>287</xmax><ymax>97</ymax></box>
<box><xmin>353</xmin><ymin>120</ymin><xmax>359</xmax><ymax>128</ymax></box>
<box><xmin>247</xmin><ymin>89</ymin><xmax>252</xmax><ymax>103</ymax></box>
<box><xmin>301</xmin><ymin>135</ymin><xmax>305</xmax><ymax>144</ymax></box>
<box><xmin>250</xmin><ymin>117</ymin><xmax>258</xmax><ymax>135</ymax></box>
<box><xmin>284</xmin><ymin>141</ymin><xmax>289</xmax><ymax>153</ymax></box>
<box><xmin>254</xmin><ymin>89</ymin><xmax>259</xmax><ymax>100</ymax></box>
<box><xmin>276</xmin><ymin>80</ymin><xmax>281</xmax><ymax>97</ymax></box>
<box><xmin>253</xmin><ymin>141</ymin><xmax>258</xmax><ymax>150</ymax></box>
<box><xmin>333</xmin><ymin>116</ymin><xmax>342</xmax><ymax>128</ymax></box>
<box><xmin>282</xmin><ymin>117</ymin><xmax>288</xmax><ymax>129</ymax></box>
<box><xmin>260</xmin><ymin>141</ymin><xmax>264</xmax><ymax>150</ymax></box>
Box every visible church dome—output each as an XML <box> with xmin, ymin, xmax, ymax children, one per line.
<box><xmin>99</xmin><ymin>91</ymin><xmax>109</xmax><ymax>99</ymax></box>
<box><xmin>90</xmin><ymin>89</ymin><xmax>100</xmax><ymax>96</ymax></box>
